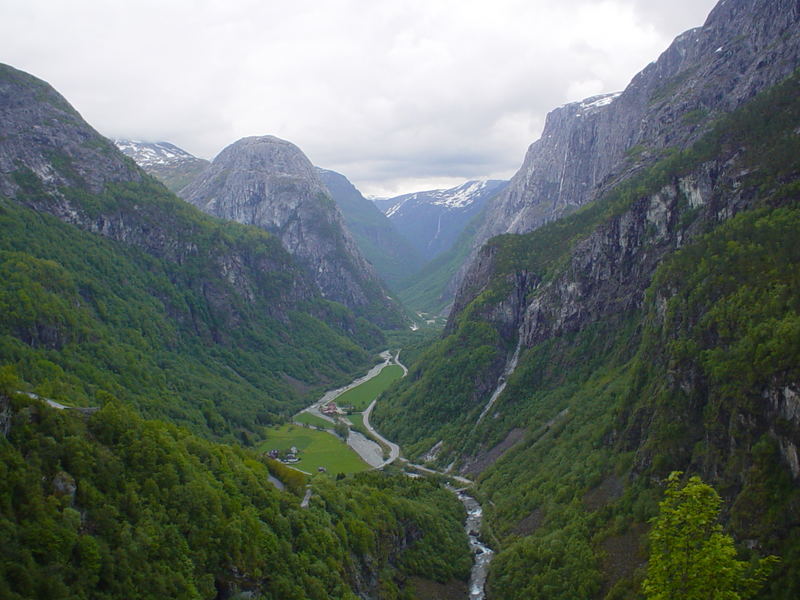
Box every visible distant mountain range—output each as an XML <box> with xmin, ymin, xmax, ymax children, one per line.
<box><xmin>116</xmin><ymin>138</ymin><xmax>495</xmax><ymax>302</ymax></box>
<box><xmin>115</xmin><ymin>139</ymin><xmax>209</xmax><ymax>193</ymax></box>
<box><xmin>377</xmin><ymin>180</ymin><xmax>508</xmax><ymax>262</ymax></box>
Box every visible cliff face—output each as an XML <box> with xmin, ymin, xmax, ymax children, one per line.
<box><xmin>0</xmin><ymin>66</ymin><xmax>141</xmax><ymax>203</ymax></box>
<box><xmin>376</xmin><ymin>65</ymin><xmax>800</xmax><ymax>596</ymax></box>
<box><xmin>450</xmin><ymin>0</ymin><xmax>800</xmax><ymax>299</ymax></box>
<box><xmin>450</xmin><ymin>60</ymin><xmax>800</xmax><ymax>479</ymax></box>
<box><xmin>181</xmin><ymin>136</ymin><xmax>405</xmax><ymax>328</ymax></box>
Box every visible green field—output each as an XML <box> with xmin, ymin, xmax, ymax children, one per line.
<box><xmin>336</xmin><ymin>364</ymin><xmax>405</xmax><ymax>410</ymax></box>
<box><xmin>294</xmin><ymin>412</ymin><xmax>332</xmax><ymax>429</ymax></box>
<box><xmin>347</xmin><ymin>412</ymin><xmax>366</xmax><ymax>433</ymax></box>
<box><xmin>259</xmin><ymin>424</ymin><xmax>370</xmax><ymax>475</ymax></box>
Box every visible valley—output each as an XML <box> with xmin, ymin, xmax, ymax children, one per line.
<box><xmin>1</xmin><ymin>0</ymin><xmax>800</xmax><ymax>598</ymax></box>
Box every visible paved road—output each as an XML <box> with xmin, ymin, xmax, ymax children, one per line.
<box><xmin>362</xmin><ymin>398</ymin><xmax>400</xmax><ymax>468</ymax></box>
<box><xmin>299</xmin><ymin>350</ymin><xmax>394</xmax><ymax>423</ymax></box>
<box><xmin>292</xmin><ymin>350</ymin><xmax>475</xmax><ymax>483</ymax></box>
<box><xmin>400</xmin><ymin>460</ymin><xmax>473</xmax><ymax>486</ymax></box>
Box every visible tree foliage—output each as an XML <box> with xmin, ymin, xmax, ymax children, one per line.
<box><xmin>0</xmin><ymin>394</ymin><xmax>471</xmax><ymax>599</ymax></box>
<box><xmin>643</xmin><ymin>473</ymin><xmax>778</xmax><ymax>600</ymax></box>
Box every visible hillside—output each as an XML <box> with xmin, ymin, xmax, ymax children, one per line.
<box><xmin>372</xmin><ymin>66</ymin><xmax>800</xmax><ymax>598</ymax></box>
<box><xmin>317</xmin><ymin>168</ymin><xmax>423</xmax><ymax>291</ymax></box>
<box><xmin>0</xmin><ymin>389</ymin><xmax>470</xmax><ymax>599</ymax></box>
<box><xmin>0</xmin><ymin>63</ymin><xmax>385</xmax><ymax>440</ymax></box>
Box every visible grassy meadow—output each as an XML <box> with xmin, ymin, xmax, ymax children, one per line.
<box><xmin>293</xmin><ymin>411</ymin><xmax>332</xmax><ymax>428</ymax></box>
<box><xmin>259</xmin><ymin>423</ymin><xmax>370</xmax><ymax>475</ymax></box>
<box><xmin>335</xmin><ymin>364</ymin><xmax>405</xmax><ymax>410</ymax></box>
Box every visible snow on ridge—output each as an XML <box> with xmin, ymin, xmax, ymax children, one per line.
<box><xmin>430</xmin><ymin>179</ymin><xmax>490</xmax><ymax>208</ymax></box>
<box><xmin>113</xmin><ymin>139</ymin><xmax>196</xmax><ymax>167</ymax></box>
<box><xmin>385</xmin><ymin>179</ymin><xmax>496</xmax><ymax>217</ymax></box>
<box><xmin>579</xmin><ymin>91</ymin><xmax>622</xmax><ymax>111</ymax></box>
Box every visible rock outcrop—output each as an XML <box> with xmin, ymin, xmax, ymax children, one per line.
<box><xmin>0</xmin><ymin>66</ymin><xmax>141</xmax><ymax>202</ymax></box>
<box><xmin>181</xmin><ymin>136</ymin><xmax>405</xmax><ymax>327</ymax></box>
<box><xmin>450</xmin><ymin>0</ymin><xmax>800</xmax><ymax>299</ymax></box>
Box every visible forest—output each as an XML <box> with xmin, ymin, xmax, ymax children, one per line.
<box><xmin>371</xmin><ymin>70</ymin><xmax>800</xmax><ymax>598</ymax></box>
<box><xmin>0</xmin><ymin>381</ymin><xmax>471</xmax><ymax>600</ymax></box>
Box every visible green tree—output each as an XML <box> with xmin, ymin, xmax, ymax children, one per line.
<box><xmin>643</xmin><ymin>472</ymin><xmax>778</xmax><ymax>600</ymax></box>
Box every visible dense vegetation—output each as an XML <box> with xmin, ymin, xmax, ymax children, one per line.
<box><xmin>0</xmin><ymin>175</ymin><xmax>385</xmax><ymax>442</ymax></box>
<box><xmin>373</xmin><ymin>71</ymin><xmax>800</xmax><ymax>598</ymax></box>
<box><xmin>0</xmin><ymin>386</ymin><xmax>471</xmax><ymax>600</ymax></box>
<box><xmin>643</xmin><ymin>473</ymin><xmax>777</xmax><ymax>600</ymax></box>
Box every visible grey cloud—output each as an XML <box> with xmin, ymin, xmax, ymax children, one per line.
<box><xmin>1</xmin><ymin>0</ymin><xmax>719</xmax><ymax>196</ymax></box>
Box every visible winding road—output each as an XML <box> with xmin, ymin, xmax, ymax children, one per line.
<box><xmin>299</xmin><ymin>350</ymin><xmax>394</xmax><ymax>425</ymax></box>
<box><xmin>362</xmin><ymin>398</ymin><xmax>400</xmax><ymax>468</ymax></box>
<box><xmin>296</xmin><ymin>348</ymin><xmax>475</xmax><ymax>484</ymax></box>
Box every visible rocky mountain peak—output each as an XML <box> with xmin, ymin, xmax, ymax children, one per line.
<box><xmin>0</xmin><ymin>63</ymin><xmax>141</xmax><ymax>202</ymax></box>
<box><xmin>180</xmin><ymin>135</ymin><xmax>404</xmax><ymax>327</ymax></box>
<box><xmin>114</xmin><ymin>139</ymin><xmax>197</xmax><ymax>167</ymax></box>
<box><xmin>114</xmin><ymin>139</ymin><xmax>210</xmax><ymax>193</ymax></box>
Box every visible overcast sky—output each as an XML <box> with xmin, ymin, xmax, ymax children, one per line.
<box><xmin>2</xmin><ymin>0</ymin><xmax>718</xmax><ymax>196</ymax></box>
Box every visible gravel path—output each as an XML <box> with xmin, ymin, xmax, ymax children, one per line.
<box><xmin>346</xmin><ymin>430</ymin><xmax>384</xmax><ymax>467</ymax></box>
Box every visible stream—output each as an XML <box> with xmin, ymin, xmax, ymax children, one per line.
<box><xmin>300</xmin><ymin>350</ymin><xmax>496</xmax><ymax>598</ymax></box>
<box><xmin>453</xmin><ymin>488</ymin><xmax>494</xmax><ymax>599</ymax></box>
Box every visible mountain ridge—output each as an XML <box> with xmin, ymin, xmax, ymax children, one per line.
<box><xmin>316</xmin><ymin>167</ymin><xmax>424</xmax><ymax>291</ymax></box>
<box><xmin>446</xmin><ymin>0</ymin><xmax>800</xmax><ymax>302</ymax></box>
<box><xmin>0</xmin><ymin>62</ymin><xmax>385</xmax><ymax>437</ymax></box>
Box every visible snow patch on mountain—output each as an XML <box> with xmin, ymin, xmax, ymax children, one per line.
<box><xmin>385</xmin><ymin>180</ymin><xmax>500</xmax><ymax>218</ymax></box>
<box><xmin>114</xmin><ymin>139</ymin><xmax>197</xmax><ymax>167</ymax></box>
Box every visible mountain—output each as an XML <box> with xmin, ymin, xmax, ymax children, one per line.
<box><xmin>0</xmin><ymin>62</ymin><xmax>386</xmax><ymax>438</ymax></box>
<box><xmin>372</xmin><ymin>0</ymin><xmax>800</xmax><ymax>597</ymax></box>
<box><xmin>316</xmin><ymin>168</ymin><xmax>423</xmax><ymax>291</ymax></box>
<box><xmin>382</xmin><ymin>179</ymin><xmax>507</xmax><ymax>262</ymax></box>
<box><xmin>0</xmin><ymin>63</ymin><xmax>472</xmax><ymax>599</ymax></box>
<box><xmin>114</xmin><ymin>139</ymin><xmax>209</xmax><ymax>193</ymax></box>
<box><xmin>180</xmin><ymin>136</ymin><xmax>405</xmax><ymax>328</ymax></box>
<box><xmin>371</xmin><ymin>196</ymin><xmax>396</xmax><ymax>213</ymax></box>
<box><xmin>446</xmin><ymin>0</ymin><xmax>800</xmax><ymax>301</ymax></box>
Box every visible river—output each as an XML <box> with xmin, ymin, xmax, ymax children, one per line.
<box><xmin>453</xmin><ymin>488</ymin><xmax>494</xmax><ymax>599</ymax></box>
